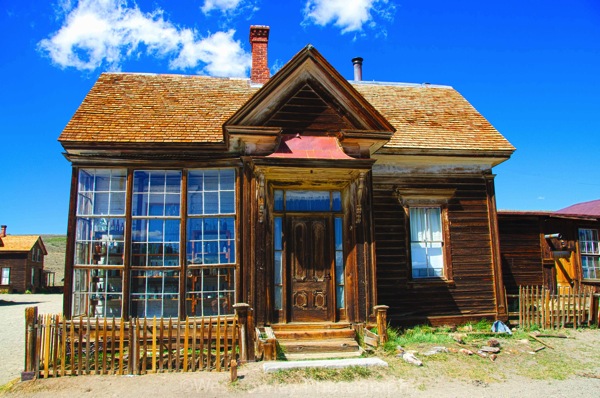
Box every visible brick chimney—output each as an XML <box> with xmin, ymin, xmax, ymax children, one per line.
<box><xmin>0</xmin><ymin>225</ymin><xmax>6</xmax><ymax>238</ymax></box>
<box><xmin>250</xmin><ymin>25</ymin><xmax>270</xmax><ymax>84</ymax></box>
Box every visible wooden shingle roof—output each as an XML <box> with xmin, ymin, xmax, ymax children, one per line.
<box><xmin>0</xmin><ymin>236</ymin><xmax>47</xmax><ymax>254</ymax></box>
<box><xmin>59</xmin><ymin>74</ymin><xmax>258</xmax><ymax>145</ymax></box>
<box><xmin>59</xmin><ymin>73</ymin><xmax>514</xmax><ymax>155</ymax></box>
<box><xmin>355</xmin><ymin>83</ymin><xmax>515</xmax><ymax>153</ymax></box>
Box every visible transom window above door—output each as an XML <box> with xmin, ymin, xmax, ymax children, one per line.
<box><xmin>273</xmin><ymin>190</ymin><xmax>341</xmax><ymax>212</ymax></box>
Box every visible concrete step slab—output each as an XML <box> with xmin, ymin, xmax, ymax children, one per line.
<box><xmin>262</xmin><ymin>357</ymin><xmax>388</xmax><ymax>373</ymax></box>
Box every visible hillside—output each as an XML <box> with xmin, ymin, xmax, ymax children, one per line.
<box><xmin>41</xmin><ymin>235</ymin><xmax>66</xmax><ymax>286</ymax></box>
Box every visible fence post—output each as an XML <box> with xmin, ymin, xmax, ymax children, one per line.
<box><xmin>373</xmin><ymin>305</ymin><xmax>389</xmax><ymax>344</ymax></box>
<box><xmin>22</xmin><ymin>306</ymin><xmax>38</xmax><ymax>381</ymax></box>
<box><xmin>233</xmin><ymin>303</ymin><xmax>251</xmax><ymax>363</ymax></box>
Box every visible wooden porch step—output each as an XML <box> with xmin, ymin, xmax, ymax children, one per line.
<box><xmin>270</xmin><ymin>323</ymin><xmax>361</xmax><ymax>360</ymax></box>
<box><xmin>273</xmin><ymin>328</ymin><xmax>356</xmax><ymax>340</ymax></box>
<box><xmin>271</xmin><ymin>322</ymin><xmax>353</xmax><ymax>331</ymax></box>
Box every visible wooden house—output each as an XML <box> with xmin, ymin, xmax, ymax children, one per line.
<box><xmin>499</xmin><ymin>203</ymin><xmax>600</xmax><ymax>296</ymax></box>
<box><xmin>58</xmin><ymin>26</ymin><xmax>515</xmax><ymax>330</ymax></box>
<box><xmin>0</xmin><ymin>225</ymin><xmax>48</xmax><ymax>293</ymax></box>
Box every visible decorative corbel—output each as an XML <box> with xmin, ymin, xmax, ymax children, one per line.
<box><xmin>356</xmin><ymin>171</ymin><xmax>366</xmax><ymax>224</ymax></box>
<box><xmin>256</xmin><ymin>171</ymin><xmax>265</xmax><ymax>223</ymax></box>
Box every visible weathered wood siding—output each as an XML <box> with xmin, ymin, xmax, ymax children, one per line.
<box><xmin>373</xmin><ymin>175</ymin><xmax>498</xmax><ymax>325</ymax></box>
<box><xmin>498</xmin><ymin>214</ymin><xmax>600</xmax><ymax>295</ymax></box>
<box><xmin>497</xmin><ymin>215</ymin><xmax>544</xmax><ymax>295</ymax></box>
<box><xmin>0</xmin><ymin>251</ymin><xmax>43</xmax><ymax>293</ymax></box>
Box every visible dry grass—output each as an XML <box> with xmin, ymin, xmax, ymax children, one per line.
<box><xmin>253</xmin><ymin>326</ymin><xmax>600</xmax><ymax>390</ymax></box>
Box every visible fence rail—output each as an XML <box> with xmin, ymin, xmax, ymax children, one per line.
<box><xmin>518</xmin><ymin>285</ymin><xmax>599</xmax><ymax>329</ymax></box>
<box><xmin>25</xmin><ymin>309</ymin><xmax>241</xmax><ymax>379</ymax></box>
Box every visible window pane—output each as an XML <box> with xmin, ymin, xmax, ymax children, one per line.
<box><xmin>79</xmin><ymin>170</ymin><xmax>94</xmax><ymax>192</ymax></box>
<box><xmin>274</xmin><ymin>190</ymin><xmax>283</xmax><ymax>211</ymax></box>
<box><xmin>95</xmin><ymin>172</ymin><xmax>110</xmax><ymax>191</ymax></box>
<box><xmin>188</xmin><ymin>193</ymin><xmax>203</xmax><ymax>215</ymax></box>
<box><xmin>204</xmin><ymin>192</ymin><xmax>219</xmax><ymax>214</ymax></box>
<box><xmin>110</xmin><ymin>192</ymin><xmax>126</xmax><ymax>215</ymax></box>
<box><xmin>285</xmin><ymin>190</ymin><xmax>330</xmax><ymax>211</ymax></box>
<box><xmin>150</xmin><ymin>173</ymin><xmax>165</xmax><ymax>192</ymax></box>
<box><xmin>204</xmin><ymin>170</ymin><xmax>219</xmax><ymax>191</ymax></box>
<box><xmin>165</xmin><ymin>220</ymin><xmax>180</xmax><ymax>242</ymax></box>
<box><xmin>93</xmin><ymin>193</ymin><xmax>109</xmax><ymax>215</ymax></box>
<box><xmin>148</xmin><ymin>193</ymin><xmax>165</xmax><ymax>216</ymax></box>
<box><xmin>131</xmin><ymin>219</ymin><xmax>147</xmax><ymax>242</ymax></box>
<box><xmin>220</xmin><ymin>191</ymin><xmax>234</xmax><ymax>213</ymax></box>
<box><xmin>335</xmin><ymin>217</ymin><xmax>343</xmax><ymax>251</ymax></box>
<box><xmin>165</xmin><ymin>171</ymin><xmax>181</xmax><ymax>193</ymax></box>
<box><xmin>332</xmin><ymin>191</ymin><xmax>342</xmax><ymax>211</ymax></box>
<box><xmin>274</xmin><ymin>252</ymin><xmax>282</xmax><ymax>284</ymax></box>
<box><xmin>133</xmin><ymin>171</ymin><xmax>149</xmax><ymax>193</ymax></box>
<box><xmin>411</xmin><ymin>243</ymin><xmax>428</xmax><ymax>268</ymax></box>
<box><xmin>188</xmin><ymin>173</ymin><xmax>203</xmax><ymax>191</ymax></box>
<box><xmin>132</xmin><ymin>193</ymin><xmax>147</xmax><ymax>216</ymax></box>
<box><xmin>110</xmin><ymin>170</ymin><xmax>126</xmax><ymax>191</ymax></box>
<box><xmin>148</xmin><ymin>219</ymin><xmax>164</xmax><ymax>242</ymax></box>
<box><xmin>204</xmin><ymin>219</ymin><xmax>218</xmax><ymax>240</ymax></box>
<box><xmin>77</xmin><ymin>192</ymin><xmax>93</xmax><ymax>215</ymax></box>
<box><xmin>220</xmin><ymin>169</ymin><xmax>235</xmax><ymax>190</ymax></box>
<box><xmin>274</xmin><ymin>217</ymin><xmax>282</xmax><ymax>250</ymax></box>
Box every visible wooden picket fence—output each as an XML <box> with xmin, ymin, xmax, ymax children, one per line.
<box><xmin>27</xmin><ymin>312</ymin><xmax>240</xmax><ymax>378</ymax></box>
<box><xmin>519</xmin><ymin>285</ymin><xmax>599</xmax><ymax>329</ymax></box>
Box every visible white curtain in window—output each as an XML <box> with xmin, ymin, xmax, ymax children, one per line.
<box><xmin>410</xmin><ymin>207</ymin><xmax>443</xmax><ymax>278</ymax></box>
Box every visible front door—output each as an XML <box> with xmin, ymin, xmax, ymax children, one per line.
<box><xmin>287</xmin><ymin>216</ymin><xmax>333</xmax><ymax>322</ymax></box>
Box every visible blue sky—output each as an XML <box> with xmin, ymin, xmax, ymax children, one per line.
<box><xmin>1</xmin><ymin>0</ymin><xmax>599</xmax><ymax>234</ymax></box>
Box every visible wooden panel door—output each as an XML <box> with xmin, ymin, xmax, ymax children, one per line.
<box><xmin>287</xmin><ymin>216</ymin><xmax>333</xmax><ymax>322</ymax></box>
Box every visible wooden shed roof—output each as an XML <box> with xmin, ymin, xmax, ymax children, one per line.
<box><xmin>0</xmin><ymin>236</ymin><xmax>47</xmax><ymax>254</ymax></box>
<box><xmin>59</xmin><ymin>64</ymin><xmax>514</xmax><ymax>156</ymax></box>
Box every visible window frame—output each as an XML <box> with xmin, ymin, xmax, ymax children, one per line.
<box><xmin>1</xmin><ymin>267</ymin><xmax>10</xmax><ymax>285</ymax></box>
<box><xmin>579</xmin><ymin>228</ymin><xmax>600</xmax><ymax>281</ymax></box>
<box><xmin>129</xmin><ymin>170</ymin><xmax>183</xmax><ymax>318</ymax></box>
<box><xmin>185</xmin><ymin>168</ymin><xmax>237</xmax><ymax>317</ymax></box>
<box><xmin>396</xmin><ymin>188</ymin><xmax>455</xmax><ymax>283</ymax></box>
<box><xmin>408</xmin><ymin>206</ymin><xmax>446</xmax><ymax>279</ymax></box>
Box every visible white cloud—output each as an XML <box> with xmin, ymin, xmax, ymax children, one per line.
<box><xmin>39</xmin><ymin>0</ymin><xmax>251</xmax><ymax>77</ymax></box>
<box><xmin>171</xmin><ymin>30</ymin><xmax>250</xmax><ymax>77</ymax></box>
<box><xmin>201</xmin><ymin>0</ymin><xmax>242</xmax><ymax>14</ymax></box>
<box><xmin>303</xmin><ymin>0</ymin><xmax>395</xmax><ymax>34</ymax></box>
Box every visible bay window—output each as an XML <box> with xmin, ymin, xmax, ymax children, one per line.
<box><xmin>72</xmin><ymin>167</ymin><xmax>237</xmax><ymax>319</ymax></box>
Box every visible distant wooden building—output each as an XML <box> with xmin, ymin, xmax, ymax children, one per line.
<box><xmin>499</xmin><ymin>205</ymin><xmax>600</xmax><ymax>297</ymax></box>
<box><xmin>0</xmin><ymin>225</ymin><xmax>48</xmax><ymax>293</ymax></box>
<box><xmin>59</xmin><ymin>26</ymin><xmax>515</xmax><ymax>328</ymax></box>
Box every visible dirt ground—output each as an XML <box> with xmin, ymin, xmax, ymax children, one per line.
<box><xmin>2</xmin><ymin>360</ymin><xmax>600</xmax><ymax>398</ymax></box>
<box><xmin>0</xmin><ymin>294</ymin><xmax>63</xmax><ymax>386</ymax></box>
<box><xmin>1</xmin><ymin>294</ymin><xmax>600</xmax><ymax>397</ymax></box>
